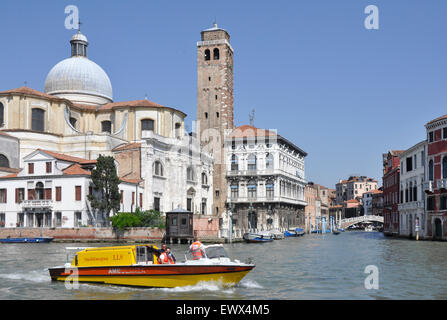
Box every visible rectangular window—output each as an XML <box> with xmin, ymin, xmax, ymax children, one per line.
<box><xmin>28</xmin><ymin>163</ymin><xmax>34</xmax><ymax>174</ymax></box>
<box><xmin>120</xmin><ymin>190</ymin><xmax>124</xmax><ymax>204</ymax></box>
<box><xmin>443</xmin><ymin>127</ymin><xmax>447</xmax><ymax>139</ymax></box>
<box><xmin>0</xmin><ymin>189</ymin><xmax>6</xmax><ymax>203</ymax></box>
<box><xmin>44</xmin><ymin>188</ymin><xmax>52</xmax><ymax>200</ymax></box>
<box><xmin>56</xmin><ymin>187</ymin><xmax>62</xmax><ymax>201</ymax></box>
<box><xmin>406</xmin><ymin>157</ymin><xmax>413</xmax><ymax>172</ymax></box>
<box><xmin>55</xmin><ymin>212</ymin><xmax>62</xmax><ymax>227</ymax></box>
<box><xmin>427</xmin><ymin>197</ymin><xmax>434</xmax><ymax>211</ymax></box>
<box><xmin>15</xmin><ymin>188</ymin><xmax>25</xmax><ymax>203</ymax></box>
<box><xmin>429</xmin><ymin>132</ymin><xmax>434</xmax><ymax>143</ymax></box>
<box><xmin>75</xmin><ymin>186</ymin><xmax>81</xmax><ymax>201</ymax></box>
<box><xmin>46</xmin><ymin>162</ymin><xmax>52</xmax><ymax>173</ymax></box>
<box><xmin>132</xmin><ymin>192</ymin><xmax>135</xmax><ymax>205</ymax></box>
<box><xmin>139</xmin><ymin>193</ymin><xmax>143</xmax><ymax>208</ymax></box>
<box><xmin>74</xmin><ymin>211</ymin><xmax>82</xmax><ymax>227</ymax></box>
<box><xmin>0</xmin><ymin>213</ymin><xmax>5</xmax><ymax>228</ymax></box>
<box><xmin>154</xmin><ymin>197</ymin><xmax>160</xmax><ymax>212</ymax></box>
<box><xmin>187</xmin><ymin>198</ymin><xmax>192</xmax><ymax>211</ymax></box>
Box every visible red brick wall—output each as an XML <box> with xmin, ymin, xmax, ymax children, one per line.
<box><xmin>193</xmin><ymin>215</ymin><xmax>219</xmax><ymax>239</ymax></box>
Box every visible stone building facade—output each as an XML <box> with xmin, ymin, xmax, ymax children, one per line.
<box><xmin>221</xmin><ymin>125</ymin><xmax>307</xmax><ymax>238</ymax></box>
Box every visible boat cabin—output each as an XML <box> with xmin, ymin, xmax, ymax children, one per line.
<box><xmin>165</xmin><ymin>207</ymin><xmax>194</xmax><ymax>244</ymax></box>
<box><xmin>69</xmin><ymin>245</ymin><xmax>161</xmax><ymax>267</ymax></box>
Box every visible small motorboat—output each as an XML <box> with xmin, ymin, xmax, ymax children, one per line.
<box><xmin>284</xmin><ymin>230</ymin><xmax>297</xmax><ymax>237</ymax></box>
<box><xmin>49</xmin><ymin>244</ymin><xmax>254</xmax><ymax>288</ymax></box>
<box><xmin>295</xmin><ymin>228</ymin><xmax>305</xmax><ymax>236</ymax></box>
<box><xmin>243</xmin><ymin>231</ymin><xmax>274</xmax><ymax>243</ymax></box>
<box><xmin>332</xmin><ymin>230</ymin><xmax>340</xmax><ymax>235</ymax></box>
<box><xmin>0</xmin><ymin>237</ymin><xmax>54</xmax><ymax>243</ymax></box>
<box><xmin>364</xmin><ymin>225</ymin><xmax>374</xmax><ymax>232</ymax></box>
<box><xmin>270</xmin><ymin>230</ymin><xmax>285</xmax><ymax>240</ymax></box>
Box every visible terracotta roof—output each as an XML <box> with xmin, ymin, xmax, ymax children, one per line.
<box><xmin>229</xmin><ymin>125</ymin><xmax>278</xmax><ymax>138</ymax></box>
<box><xmin>0</xmin><ymin>86</ymin><xmax>61</xmax><ymax>101</ymax></box>
<box><xmin>38</xmin><ymin>149</ymin><xmax>96</xmax><ymax>164</ymax></box>
<box><xmin>112</xmin><ymin>142</ymin><xmax>142</xmax><ymax>152</ymax></box>
<box><xmin>426</xmin><ymin>114</ymin><xmax>447</xmax><ymax>125</ymax></box>
<box><xmin>62</xmin><ymin>163</ymin><xmax>91</xmax><ymax>176</ymax></box>
<box><xmin>98</xmin><ymin>99</ymin><xmax>186</xmax><ymax>116</ymax></box>
<box><xmin>0</xmin><ymin>87</ymin><xmax>186</xmax><ymax>116</ymax></box>
<box><xmin>120</xmin><ymin>177</ymin><xmax>142</xmax><ymax>185</ymax></box>
<box><xmin>346</xmin><ymin>199</ymin><xmax>359</xmax><ymax>204</ymax></box>
<box><xmin>0</xmin><ymin>167</ymin><xmax>21</xmax><ymax>173</ymax></box>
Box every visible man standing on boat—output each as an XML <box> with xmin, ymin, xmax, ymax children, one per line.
<box><xmin>190</xmin><ymin>237</ymin><xmax>204</xmax><ymax>260</ymax></box>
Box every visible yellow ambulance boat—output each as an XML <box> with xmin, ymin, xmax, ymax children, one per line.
<box><xmin>48</xmin><ymin>244</ymin><xmax>254</xmax><ymax>288</ymax></box>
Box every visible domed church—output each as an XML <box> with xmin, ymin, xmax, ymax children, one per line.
<box><xmin>0</xmin><ymin>30</ymin><xmax>214</xmax><ymax>219</ymax></box>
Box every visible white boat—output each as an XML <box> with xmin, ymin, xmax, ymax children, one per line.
<box><xmin>365</xmin><ymin>225</ymin><xmax>374</xmax><ymax>232</ymax></box>
<box><xmin>243</xmin><ymin>231</ymin><xmax>274</xmax><ymax>243</ymax></box>
<box><xmin>270</xmin><ymin>230</ymin><xmax>285</xmax><ymax>240</ymax></box>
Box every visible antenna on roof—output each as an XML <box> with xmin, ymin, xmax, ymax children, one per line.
<box><xmin>249</xmin><ymin>109</ymin><xmax>255</xmax><ymax>126</ymax></box>
<box><xmin>144</xmin><ymin>93</ymin><xmax>148</xmax><ymax>100</ymax></box>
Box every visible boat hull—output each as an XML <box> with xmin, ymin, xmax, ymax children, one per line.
<box><xmin>0</xmin><ymin>237</ymin><xmax>54</xmax><ymax>243</ymax></box>
<box><xmin>48</xmin><ymin>264</ymin><xmax>254</xmax><ymax>288</ymax></box>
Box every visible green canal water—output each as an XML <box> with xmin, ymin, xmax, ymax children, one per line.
<box><xmin>0</xmin><ymin>231</ymin><xmax>446</xmax><ymax>300</ymax></box>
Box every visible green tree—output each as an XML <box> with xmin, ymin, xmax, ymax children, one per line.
<box><xmin>88</xmin><ymin>155</ymin><xmax>121</xmax><ymax>223</ymax></box>
<box><xmin>110</xmin><ymin>212</ymin><xmax>142</xmax><ymax>231</ymax></box>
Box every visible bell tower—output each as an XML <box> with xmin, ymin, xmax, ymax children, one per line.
<box><xmin>197</xmin><ymin>23</ymin><xmax>234</xmax><ymax>218</ymax></box>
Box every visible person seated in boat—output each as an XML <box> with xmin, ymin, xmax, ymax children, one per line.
<box><xmin>158</xmin><ymin>249</ymin><xmax>175</xmax><ymax>264</ymax></box>
<box><xmin>166</xmin><ymin>247</ymin><xmax>176</xmax><ymax>264</ymax></box>
<box><xmin>189</xmin><ymin>237</ymin><xmax>204</xmax><ymax>260</ymax></box>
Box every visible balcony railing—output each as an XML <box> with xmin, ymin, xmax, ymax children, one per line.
<box><xmin>398</xmin><ymin>201</ymin><xmax>424</xmax><ymax>211</ymax></box>
<box><xmin>437</xmin><ymin>178</ymin><xmax>447</xmax><ymax>190</ymax></box>
<box><xmin>21</xmin><ymin>200</ymin><xmax>53</xmax><ymax>208</ymax></box>
<box><xmin>423</xmin><ymin>181</ymin><xmax>433</xmax><ymax>193</ymax></box>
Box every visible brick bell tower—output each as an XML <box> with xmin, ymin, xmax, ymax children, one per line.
<box><xmin>197</xmin><ymin>23</ymin><xmax>234</xmax><ymax>218</ymax></box>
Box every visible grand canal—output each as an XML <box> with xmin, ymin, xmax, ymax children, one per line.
<box><xmin>0</xmin><ymin>231</ymin><xmax>446</xmax><ymax>300</ymax></box>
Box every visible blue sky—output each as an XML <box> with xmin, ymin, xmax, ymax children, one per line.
<box><xmin>1</xmin><ymin>0</ymin><xmax>447</xmax><ymax>188</ymax></box>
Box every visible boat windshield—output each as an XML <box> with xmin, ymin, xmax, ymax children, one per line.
<box><xmin>204</xmin><ymin>246</ymin><xmax>228</xmax><ymax>259</ymax></box>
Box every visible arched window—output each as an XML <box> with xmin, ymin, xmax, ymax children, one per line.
<box><xmin>0</xmin><ymin>102</ymin><xmax>4</xmax><ymax>126</ymax></box>
<box><xmin>201</xmin><ymin>172</ymin><xmax>208</xmax><ymax>185</ymax></box>
<box><xmin>231</xmin><ymin>154</ymin><xmax>238</xmax><ymax>171</ymax></box>
<box><xmin>153</xmin><ymin>161</ymin><xmax>163</xmax><ymax>176</ymax></box>
<box><xmin>247</xmin><ymin>154</ymin><xmax>257</xmax><ymax>171</ymax></box>
<box><xmin>443</xmin><ymin>157</ymin><xmax>447</xmax><ymax>179</ymax></box>
<box><xmin>247</xmin><ymin>180</ymin><xmax>257</xmax><ymax>199</ymax></box>
<box><xmin>101</xmin><ymin>120</ymin><xmax>111</xmax><ymax>133</ymax></box>
<box><xmin>35</xmin><ymin>182</ymin><xmax>44</xmax><ymax>200</ymax></box>
<box><xmin>213</xmin><ymin>48</ymin><xmax>220</xmax><ymax>60</ymax></box>
<box><xmin>175</xmin><ymin>123</ymin><xmax>182</xmax><ymax>138</ymax></box>
<box><xmin>187</xmin><ymin>166</ymin><xmax>195</xmax><ymax>182</ymax></box>
<box><xmin>31</xmin><ymin>108</ymin><xmax>45</xmax><ymax>132</ymax></box>
<box><xmin>429</xmin><ymin>159</ymin><xmax>434</xmax><ymax>181</ymax></box>
<box><xmin>0</xmin><ymin>154</ymin><xmax>9</xmax><ymax>168</ymax></box>
<box><xmin>266</xmin><ymin>180</ymin><xmax>274</xmax><ymax>199</ymax></box>
<box><xmin>266</xmin><ymin>153</ymin><xmax>274</xmax><ymax>169</ymax></box>
<box><xmin>231</xmin><ymin>181</ymin><xmax>239</xmax><ymax>199</ymax></box>
<box><xmin>69</xmin><ymin>117</ymin><xmax>77</xmax><ymax>129</ymax></box>
<box><xmin>141</xmin><ymin>119</ymin><xmax>154</xmax><ymax>133</ymax></box>
<box><xmin>204</xmin><ymin>49</ymin><xmax>210</xmax><ymax>61</ymax></box>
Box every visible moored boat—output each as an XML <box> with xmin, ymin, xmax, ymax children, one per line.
<box><xmin>243</xmin><ymin>231</ymin><xmax>274</xmax><ymax>243</ymax></box>
<box><xmin>49</xmin><ymin>244</ymin><xmax>254</xmax><ymax>288</ymax></box>
<box><xmin>270</xmin><ymin>230</ymin><xmax>285</xmax><ymax>240</ymax></box>
<box><xmin>332</xmin><ymin>230</ymin><xmax>340</xmax><ymax>235</ymax></box>
<box><xmin>0</xmin><ymin>237</ymin><xmax>54</xmax><ymax>243</ymax></box>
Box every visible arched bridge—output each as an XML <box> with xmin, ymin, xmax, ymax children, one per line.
<box><xmin>340</xmin><ymin>215</ymin><xmax>384</xmax><ymax>229</ymax></box>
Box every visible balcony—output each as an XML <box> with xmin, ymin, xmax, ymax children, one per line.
<box><xmin>398</xmin><ymin>201</ymin><xmax>424</xmax><ymax>211</ymax></box>
<box><xmin>437</xmin><ymin>178</ymin><xmax>447</xmax><ymax>190</ymax></box>
<box><xmin>423</xmin><ymin>181</ymin><xmax>433</xmax><ymax>193</ymax></box>
<box><xmin>21</xmin><ymin>200</ymin><xmax>53</xmax><ymax>208</ymax></box>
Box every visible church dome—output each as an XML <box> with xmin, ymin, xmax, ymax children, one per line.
<box><xmin>44</xmin><ymin>31</ymin><xmax>113</xmax><ymax>105</ymax></box>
